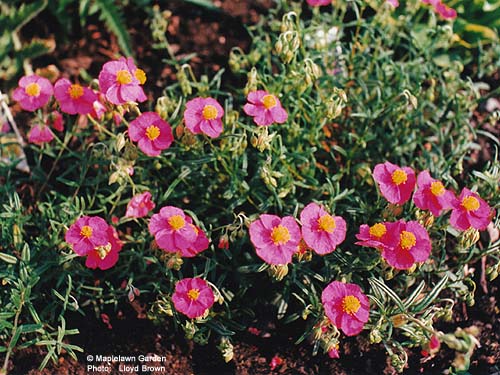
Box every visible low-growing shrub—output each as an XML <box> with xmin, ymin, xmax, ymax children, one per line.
<box><xmin>1</xmin><ymin>0</ymin><xmax>499</xmax><ymax>373</ymax></box>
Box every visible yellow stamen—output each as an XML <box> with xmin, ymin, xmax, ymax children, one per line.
<box><xmin>25</xmin><ymin>83</ymin><xmax>41</xmax><ymax>97</ymax></box>
<box><xmin>116</xmin><ymin>70</ymin><xmax>132</xmax><ymax>85</ymax></box>
<box><xmin>430</xmin><ymin>181</ymin><xmax>445</xmax><ymax>196</ymax></box>
<box><xmin>318</xmin><ymin>214</ymin><xmax>336</xmax><ymax>233</ymax></box>
<box><xmin>461</xmin><ymin>196</ymin><xmax>480</xmax><ymax>212</ymax></box>
<box><xmin>134</xmin><ymin>68</ymin><xmax>146</xmax><ymax>84</ymax></box>
<box><xmin>168</xmin><ymin>215</ymin><xmax>185</xmax><ymax>230</ymax></box>
<box><xmin>145</xmin><ymin>125</ymin><xmax>160</xmax><ymax>141</ymax></box>
<box><xmin>342</xmin><ymin>295</ymin><xmax>361</xmax><ymax>315</ymax></box>
<box><xmin>68</xmin><ymin>84</ymin><xmax>84</xmax><ymax>99</ymax></box>
<box><xmin>391</xmin><ymin>169</ymin><xmax>408</xmax><ymax>185</ymax></box>
<box><xmin>80</xmin><ymin>225</ymin><xmax>93</xmax><ymax>239</ymax></box>
<box><xmin>400</xmin><ymin>230</ymin><xmax>416</xmax><ymax>250</ymax></box>
<box><xmin>369</xmin><ymin>223</ymin><xmax>386</xmax><ymax>238</ymax></box>
<box><xmin>262</xmin><ymin>94</ymin><xmax>277</xmax><ymax>109</ymax></box>
<box><xmin>187</xmin><ymin>288</ymin><xmax>200</xmax><ymax>301</ymax></box>
<box><xmin>202</xmin><ymin>104</ymin><xmax>218</xmax><ymax>120</ymax></box>
<box><xmin>271</xmin><ymin>225</ymin><xmax>291</xmax><ymax>245</ymax></box>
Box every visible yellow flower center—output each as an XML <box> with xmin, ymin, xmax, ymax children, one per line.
<box><xmin>369</xmin><ymin>223</ymin><xmax>387</xmax><ymax>238</ymax></box>
<box><xmin>261</xmin><ymin>94</ymin><xmax>277</xmax><ymax>109</ymax></box>
<box><xmin>80</xmin><ymin>225</ymin><xmax>93</xmax><ymax>239</ymax></box>
<box><xmin>134</xmin><ymin>68</ymin><xmax>147</xmax><ymax>84</ymax></box>
<box><xmin>187</xmin><ymin>288</ymin><xmax>200</xmax><ymax>301</ymax></box>
<box><xmin>461</xmin><ymin>196</ymin><xmax>480</xmax><ymax>212</ymax></box>
<box><xmin>25</xmin><ymin>82</ymin><xmax>41</xmax><ymax>97</ymax></box>
<box><xmin>95</xmin><ymin>243</ymin><xmax>112</xmax><ymax>260</ymax></box>
<box><xmin>391</xmin><ymin>169</ymin><xmax>408</xmax><ymax>185</ymax></box>
<box><xmin>318</xmin><ymin>214</ymin><xmax>336</xmax><ymax>233</ymax></box>
<box><xmin>116</xmin><ymin>70</ymin><xmax>133</xmax><ymax>85</ymax></box>
<box><xmin>68</xmin><ymin>84</ymin><xmax>84</xmax><ymax>99</ymax></box>
<box><xmin>342</xmin><ymin>295</ymin><xmax>361</xmax><ymax>315</ymax></box>
<box><xmin>202</xmin><ymin>104</ymin><xmax>218</xmax><ymax>120</ymax></box>
<box><xmin>271</xmin><ymin>225</ymin><xmax>291</xmax><ymax>245</ymax></box>
<box><xmin>400</xmin><ymin>230</ymin><xmax>416</xmax><ymax>250</ymax></box>
<box><xmin>430</xmin><ymin>181</ymin><xmax>445</xmax><ymax>196</ymax></box>
<box><xmin>145</xmin><ymin>125</ymin><xmax>160</xmax><ymax>141</ymax></box>
<box><xmin>168</xmin><ymin>215</ymin><xmax>185</xmax><ymax>230</ymax></box>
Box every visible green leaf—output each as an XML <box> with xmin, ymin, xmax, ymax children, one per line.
<box><xmin>182</xmin><ymin>0</ymin><xmax>221</xmax><ymax>11</ymax></box>
<box><xmin>403</xmin><ymin>281</ymin><xmax>426</xmax><ymax>309</ymax></box>
<box><xmin>16</xmin><ymin>40</ymin><xmax>52</xmax><ymax>62</ymax></box>
<box><xmin>369</xmin><ymin>278</ymin><xmax>405</xmax><ymax>312</ymax></box>
<box><xmin>0</xmin><ymin>252</ymin><xmax>17</xmax><ymax>264</ymax></box>
<box><xmin>413</xmin><ymin>274</ymin><xmax>449</xmax><ymax>312</ymax></box>
<box><xmin>94</xmin><ymin>0</ymin><xmax>133</xmax><ymax>57</ymax></box>
<box><xmin>19</xmin><ymin>324</ymin><xmax>44</xmax><ymax>333</ymax></box>
<box><xmin>2</xmin><ymin>0</ymin><xmax>48</xmax><ymax>33</ymax></box>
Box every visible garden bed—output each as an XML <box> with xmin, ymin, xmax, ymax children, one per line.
<box><xmin>1</xmin><ymin>0</ymin><xmax>499</xmax><ymax>374</ymax></box>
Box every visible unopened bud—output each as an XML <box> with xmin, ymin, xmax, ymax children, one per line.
<box><xmin>244</xmin><ymin>67</ymin><xmax>258</xmax><ymax>96</ymax></box>
<box><xmin>370</xmin><ymin>329</ymin><xmax>383</xmax><ymax>344</ymax></box>
<box><xmin>267</xmin><ymin>264</ymin><xmax>289</xmax><ymax>281</ymax></box>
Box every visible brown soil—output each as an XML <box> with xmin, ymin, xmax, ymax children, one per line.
<box><xmin>8</xmin><ymin>276</ymin><xmax>500</xmax><ymax>374</ymax></box>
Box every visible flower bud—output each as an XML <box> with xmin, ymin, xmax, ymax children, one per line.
<box><xmin>244</xmin><ymin>67</ymin><xmax>258</xmax><ymax>96</ymax></box>
<box><xmin>459</xmin><ymin>228</ymin><xmax>480</xmax><ymax>249</ymax></box>
<box><xmin>370</xmin><ymin>329</ymin><xmax>383</xmax><ymax>344</ymax></box>
<box><xmin>166</xmin><ymin>253</ymin><xmax>184</xmax><ymax>270</ymax></box>
<box><xmin>177</xmin><ymin>66</ymin><xmax>192</xmax><ymax>96</ymax></box>
<box><xmin>217</xmin><ymin>337</ymin><xmax>234</xmax><ymax>363</ymax></box>
<box><xmin>267</xmin><ymin>264</ymin><xmax>289</xmax><ymax>281</ymax></box>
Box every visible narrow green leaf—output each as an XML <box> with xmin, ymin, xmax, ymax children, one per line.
<box><xmin>369</xmin><ymin>278</ymin><xmax>405</xmax><ymax>312</ymax></box>
<box><xmin>413</xmin><ymin>274</ymin><xmax>449</xmax><ymax>312</ymax></box>
<box><xmin>0</xmin><ymin>252</ymin><xmax>17</xmax><ymax>264</ymax></box>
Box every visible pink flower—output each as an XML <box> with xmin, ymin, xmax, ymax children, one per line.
<box><xmin>413</xmin><ymin>170</ymin><xmax>455</xmax><ymax>216</ymax></box>
<box><xmin>355</xmin><ymin>221</ymin><xmax>401</xmax><ymax>250</ymax></box>
<box><xmin>422</xmin><ymin>334</ymin><xmax>441</xmax><ymax>357</ymax></box>
<box><xmin>172</xmin><ymin>277</ymin><xmax>215</xmax><ymax>319</ymax></box>
<box><xmin>54</xmin><ymin>78</ymin><xmax>98</xmax><ymax>115</ymax></box>
<box><xmin>161</xmin><ymin>224</ymin><xmax>210</xmax><ymax>258</ymax></box>
<box><xmin>373</xmin><ymin>162</ymin><xmax>416</xmax><ymax>204</ymax></box>
<box><xmin>179</xmin><ymin>226</ymin><xmax>210</xmax><ymax>257</ymax></box>
<box><xmin>125</xmin><ymin>192</ymin><xmax>156</xmax><ymax>218</ymax></box>
<box><xmin>321</xmin><ymin>281</ymin><xmax>370</xmax><ymax>336</ymax></box>
<box><xmin>381</xmin><ymin>221</ymin><xmax>431</xmax><ymax>270</ymax></box>
<box><xmin>386</xmin><ymin>0</ymin><xmax>399</xmax><ymax>6</ymax></box>
<box><xmin>1</xmin><ymin>122</ymin><xmax>10</xmax><ymax>133</ymax></box>
<box><xmin>98</xmin><ymin>57</ymin><xmax>147</xmax><ymax>105</ymax></box>
<box><xmin>422</xmin><ymin>0</ymin><xmax>457</xmax><ymax>19</ymax></box>
<box><xmin>300</xmin><ymin>203</ymin><xmax>346</xmax><ymax>255</ymax></box>
<box><xmin>435</xmin><ymin>3</ymin><xmax>457</xmax><ymax>19</ymax></box>
<box><xmin>85</xmin><ymin>226</ymin><xmax>122</xmax><ymax>270</ymax></box>
<box><xmin>149</xmin><ymin>206</ymin><xmax>199</xmax><ymax>252</ymax></box>
<box><xmin>184</xmin><ymin>97</ymin><xmax>224</xmax><ymax>138</ymax></box>
<box><xmin>328</xmin><ymin>347</ymin><xmax>340</xmax><ymax>359</ymax></box>
<box><xmin>90</xmin><ymin>97</ymin><xmax>107</xmax><ymax>120</ymax></box>
<box><xmin>65</xmin><ymin>216</ymin><xmax>110</xmax><ymax>255</ymax></box>
<box><xmin>218</xmin><ymin>235</ymin><xmax>229</xmax><ymax>250</ymax></box>
<box><xmin>12</xmin><ymin>75</ymin><xmax>53</xmax><ymax>111</ymax></box>
<box><xmin>128</xmin><ymin>112</ymin><xmax>173</xmax><ymax>157</ymax></box>
<box><xmin>47</xmin><ymin>111</ymin><xmax>64</xmax><ymax>132</ymax></box>
<box><xmin>28</xmin><ymin>124</ymin><xmax>53</xmax><ymax>144</ymax></box>
<box><xmin>306</xmin><ymin>0</ymin><xmax>331</xmax><ymax>5</ymax></box>
<box><xmin>450</xmin><ymin>188</ymin><xmax>492</xmax><ymax>231</ymax></box>
<box><xmin>269</xmin><ymin>355</ymin><xmax>284</xmax><ymax>371</ymax></box>
<box><xmin>243</xmin><ymin>90</ymin><xmax>288</xmax><ymax>126</ymax></box>
<box><xmin>249</xmin><ymin>214</ymin><xmax>301</xmax><ymax>265</ymax></box>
